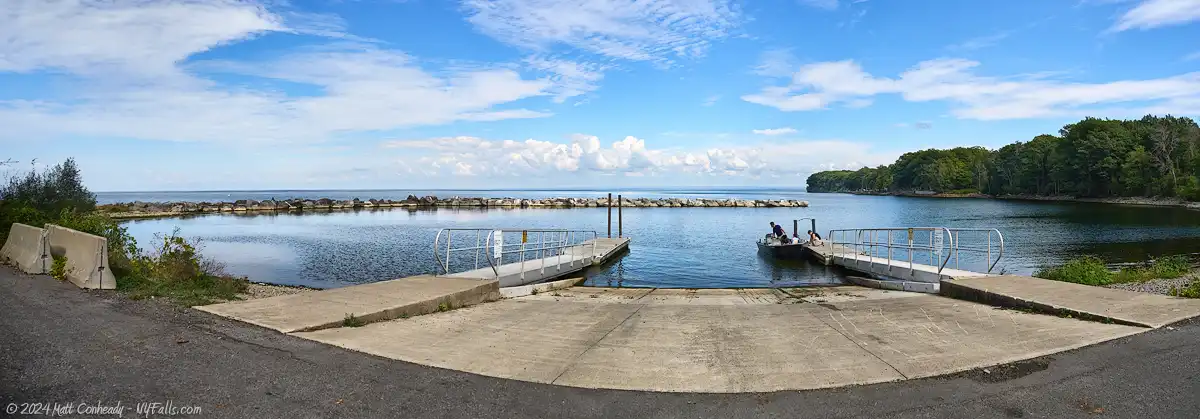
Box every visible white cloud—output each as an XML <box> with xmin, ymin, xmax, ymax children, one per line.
<box><xmin>798</xmin><ymin>0</ymin><xmax>839</xmax><ymax>10</ymax></box>
<box><xmin>703</xmin><ymin>95</ymin><xmax>721</xmax><ymax>106</ymax></box>
<box><xmin>752</xmin><ymin>48</ymin><xmax>799</xmax><ymax>77</ymax></box>
<box><xmin>1111</xmin><ymin>0</ymin><xmax>1200</xmax><ymax>31</ymax></box>
<box><xmin>524</xmin><ymin>56</ymin><xmax>606</xmax><ymax>102</ymax></box>
<box><xmin>0</xmin><ymin>1</ymin><xmax>562</xmax><ymax>143</ymax></box>
<box><xmin>752</xmin><ymin>127</ymin><xmax>798</xmax><ymax>136</ymax></box>
<box><xmin>947</xmin><ymin>32</ymin><xmax>1011</xmax><ymax>51</ymax></box>
<box><xmin>382</xmin><ymin>134</ymin><xmax>896</xmax><ymax>179</ymax></box>
<box><xmin>741</xmin><ymin>58</ymin><xmax>1200</xmax><ymax>120</ymax></box>
<box><xmin>460</xmin><ymin>0</ymin><xmax>742</xmax><ymax>63</ymax></box>
<box><xmin>1186</xmin><ymin>51</ymin><xmax>1200</xmax><ymax>61</ymax></box>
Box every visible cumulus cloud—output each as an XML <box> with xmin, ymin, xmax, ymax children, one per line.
<box><xmin>460</xmin><ymin>0</ymin><xmax>742</xmax><ymax>63</ymax></box>
<box><xmin>752</xmin><ymin>127</ymin><xmax>799</xmax><ymax>136</ymax></box>
<box><xmin>1111</xmin><ymin>0</ymin><xmax>1200</xmax><ymax>31</ymax></box>
<box><xmin>382</xmin><ymin>134</ymin><xmax>896</xmax><ymax>180</ymax></box>
<box><xmin>0</xmin><ymin>0</ymin><xmax>567</xmax><ymax>144</ymax></box>
<box><xmin>741</xmin><ymin>58</ymin><xmax>1200</xmax><ymax>120</ymax></box>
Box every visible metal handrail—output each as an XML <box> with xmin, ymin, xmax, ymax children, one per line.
<box><xmin>825</xmin><ymin>227</ymin><xmax>1004</xmax><ymax>278</ymax></box>
<box><xmin>433</xmin><ymin>228</ymin><xmax>599</xmax><ymax>280</ymax></box>
<box><xmin>946</xmin><ymin>228</ymin><xmax>1005</xmax><ymax>273</ymax></box>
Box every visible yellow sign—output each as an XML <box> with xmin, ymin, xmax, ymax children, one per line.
<box><xmin>907</xmin><ymin>228</ymin><xmax>914</xmax><ymax>242</ymax></box>
<box><xmin>522</xmin><ymin>230</ymin><xmax>528</xmax><ymax>243</ymax></box>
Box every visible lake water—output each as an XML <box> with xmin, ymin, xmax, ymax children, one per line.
<box><xmin>109</xmin><ymin>190</ymin><xmax>1200</xmax><ymax>289</ymax></box>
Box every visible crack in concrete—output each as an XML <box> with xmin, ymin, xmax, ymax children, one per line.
<box><xmin>549</xmin><ymin>289</ymin><xmax>653</xmax><ymax>385</ymax></box>
<box><xmin>812</xmin><ymin>306</ymin><xmax>909</xmax><ymax>380</ymax></box>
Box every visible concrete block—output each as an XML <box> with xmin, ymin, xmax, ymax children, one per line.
<box><xmin>44</xmin><ymin>224</ymin><xmax>115</xmax><ymax>290</ymax></box>
<box><xmin>1</xmin><ymin>223</ymin><xmax>49</xmax><ymax>274</ymax></box>
<box><xmin>499</xmin><ymin>276</ymin><xmax>585</xmax><ymax>298</ymax></box>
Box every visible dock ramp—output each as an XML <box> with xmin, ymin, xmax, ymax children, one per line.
<box><xmin>433</xmin><ymin>228</ymin><xmax>629</xmax><ymax>287</ymax></box>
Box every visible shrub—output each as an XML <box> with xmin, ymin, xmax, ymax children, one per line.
<box><xmin>118</xmin><ymin>229</ymin><xmax>247</xmax><ymax>306</ymax></box>
<box><xmin>1034</xmin><ymin>256</ymin><xmax>1113</xmax><ymax>285</ymax></box>
<box><xmin>1149</xmin><ymin>255</ymin><xmax>1191</xmax><ymax>279</ymax></box>
<box><xmin>50</xmin><ymin>255</ymin><xmax>67</xmax><ymax>281</ymax></box>
<box><xmin>1170</xmin><ymin>280</ymin><xmax>1200</xmax><ymax>298</ymax></box>
<box><xmin>342</xmin><ymin>314</ymin><xmax>365</xmax><ymax>327</ymax></box>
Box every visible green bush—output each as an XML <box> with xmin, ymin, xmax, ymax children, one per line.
<box><xmin>1170</xmin><ymin>280</ymin><xmax>1200</xmax><ymax>298</ymax></box>
<box><xmin>1035</xmin><ymin>256</ymin><xmax>1114</xmax><ymax>285</ymax></box>
<box><xmin>50</xmin><ymin>255</ymin><xmax>67</xmax><ymax>281</ymax></box>
<box><xmin>1038</xmin><ymin>255</ymin><xmax>1195</xmax><ymax>286</ymax></box>
<box><xmin>3</xmin><ymin>158</ymin><xmax>245</xmax><ymax>306</ymax></box>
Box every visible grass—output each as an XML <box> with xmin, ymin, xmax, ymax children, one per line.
<box><xmin>49</xmin><ymin>255</ymin><xmax>67</xmax><ymax>281</ymax></box>
<box><xmin>1170</xmin><ymin>280</ymin><xmax>1200</xmax><ymax>298</ymax></box>
<box><xmin>1035</xmin><ymin>255</ymin><xmax>1193</xmax><ymax>286</ymax></box>
<box><xmin>437</xmin><ymin>302</ymin><xmax>451</xmax><ymax>312</ymax></box>
<box><xmin>114</xmin><ymin>231</ymin><xmax>249</xmax><ymax>306</ymax></box>
<box><xmin>342</xmin><ymin>313</ymin><xmax>365</xmax><ymax>328</ymax></box>
<box><xmin>118</xmin><ymin>273</ymin><xmax>248</xmax><ymax>307</ymax></box>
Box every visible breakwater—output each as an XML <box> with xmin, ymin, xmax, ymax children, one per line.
<box><xmin>100</xmin><ymin>196</ymin><xmax>810</xmax><ymax>219</ymax></box>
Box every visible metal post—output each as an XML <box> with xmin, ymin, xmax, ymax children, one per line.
<box><xmin>793</xmin><ymin>220</ymin><xmax>798</xmax><ymax>238</ymax></box>
<box><xmin>887</xmin><ymin>230</ymin><xmax>893</xmax><ymax>270</ymax></box>
<box><xmin>987</xmin><ymin>233</ymin><xmax>992</xmax><ymax>273</ymax></box>
<box><xmin>445</xmin><ymin>232</ymin><xmax>452</xmax><ymax>273</ymax></box>
<box><xmin>474</xmin><ymin>230</ymin><xmax>481</xmax><ymax>269</ymax></box>
<box><xmin>607</xmin><ymin>193</ymin><xmax>612</xmax><ymax>238</ymax></box>
<box><xmin>811</xmin><ymin>219</ymin><xmax>816</xmax><ymax>238</ymax></box>
<box><xmin>618</xmin><ymin>194</ymin><xmax>623</xmax><ymax>238</ymax></box>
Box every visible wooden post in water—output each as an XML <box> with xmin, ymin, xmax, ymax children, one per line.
<box><xmin>793</xmin><ymin>220</ymin><xmax>798</xmax><ymax>238</ymax></box>
<box><xmin>618</xmin><ymin>194</ymin><xmax>623</xmax><ymax>238</ymax></box>
<box><xmin>607</xmin><ymin>193</ymin><xmax>612</xmax><ymax>238</ymax></box>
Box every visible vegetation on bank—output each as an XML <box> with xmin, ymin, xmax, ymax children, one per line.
<box><xmin>1</xmin><ymin>159</ymin><xmax>247</xmax><ymax>305</ymax></box>
<box><xmin>1034</xmin><ymin>255</ymin><xmax>1192</xmax><ymax>286</ymax></box>
<box><xmin>807</xmin><ymin>115</ymin><xmax>1200</xmax><ymax>201</ymax></box>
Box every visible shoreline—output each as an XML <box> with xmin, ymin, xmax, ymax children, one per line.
<box><xmin>826</xmin><ymin>191</ymin><xmax>1200</xmax><ymax>210</ymax></box>
<box><xmin>99</xmin><ymin>195</ymin><xmax>810</xmax><ymax>220</ymax></box>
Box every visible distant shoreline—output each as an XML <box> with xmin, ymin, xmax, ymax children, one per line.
<box><xmin>825</xmin><ymin>191</ymin><xmax>1200</xmax><ymax>210</ymax></box>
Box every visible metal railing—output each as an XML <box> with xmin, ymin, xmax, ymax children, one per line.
<box><xmin>826</xmin><ymin>227</ymin><xmax>1004</xmax><ymax>277</ymax></box>
<box><xmin>433</xmin><ymin>228</ymin><xmax>599</xmax><ymax>280</ymax></box>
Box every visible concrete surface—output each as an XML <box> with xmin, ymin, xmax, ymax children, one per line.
<box><xmin>1</xmin><ymin>223</ymin><xmax>48</xmax><ymax>274</ymax></box>
<box><xmin>943</xmin><ymin>275</ymin><xmax>1200</xmax><ymax>328</ymax></box>
<box><xmin>499</xmin><ymin>276</ymin><xmax>585</xmax><ymax>298</ymax></box>
<box><xmin>846</xmin><ymin>275</ymin><xmax>940</xmax><ymax>293</ymax></box>
<box><xmin>44</xmin><ymin>224</ymin><xmax>115</xmax><ymax>289</ymax></box>
<box><xmin>5</xmin><ymin>266</ymin><xmax>1200</xmax><ymax>419</ymax></box>
<box><xmin>196</xmin><ymin>275</ymin><xmax>499</xmax><ymax>333</ymax></box>
<box><xmin>297</xmin><ymin>285</ymin><xmax>1144</xmax><ymax>393</ymax></box>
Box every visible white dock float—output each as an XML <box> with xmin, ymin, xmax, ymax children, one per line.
<box><xmin>805</xmin><ymin>227</ymin><xmax>1003</xmax><ymax>293</ymax></box>
<box><xmin>446</xmin><ymin>237</ymin><xmax>630</xmax><ymax>287</ymax></box>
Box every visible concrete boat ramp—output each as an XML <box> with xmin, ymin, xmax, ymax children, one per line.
<box><xmin>196</xmin><ymin>229</ymin><xmax>1200</xmax><ymax>393</ymax></box>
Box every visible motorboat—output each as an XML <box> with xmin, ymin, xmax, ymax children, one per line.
<box><xmin>756</xmin><ymin>218</ymin><xmax>818</xmax><ymax>260</ymax></box>
<box><xmin>756</xmin><ymin>234</ymin><xmax>808</xmax><ymax>259</ymax></box>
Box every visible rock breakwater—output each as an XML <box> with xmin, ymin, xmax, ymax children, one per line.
<box><xmin>99</xmin><ymin>196</ymin><xmax>810</xmax><ymax>219</ymax></box>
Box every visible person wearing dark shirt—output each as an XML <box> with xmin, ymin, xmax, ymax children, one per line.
<box><xmin>770</xmin><ymin>222</ymin><xmax>786</xmax><ymax>238</ymax></box>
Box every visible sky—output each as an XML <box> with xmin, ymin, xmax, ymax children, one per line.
<box><xmin>2</xmin><ymin>0</ymin><xmax>1199</xmax><ymax>192</ymax></box>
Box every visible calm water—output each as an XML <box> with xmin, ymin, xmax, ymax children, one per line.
<box><xmin>112</xmin><ymin>191</ymin><xmax>1200</xmax><ymax>289</ymax></box>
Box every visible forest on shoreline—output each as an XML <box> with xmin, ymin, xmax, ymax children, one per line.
<box><xmin>807</xmin><ymin>115</ymin><xmax>1200</xmax><ymax>200</ymax></box>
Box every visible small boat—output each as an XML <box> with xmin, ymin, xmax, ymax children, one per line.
<box><xmin>756</xmin><ymin>218</ymin><xmax>818</xmax><ymax>260</ymax></box>
<box><xmin>757</xmin><ymin>234</ymin><xmax>808</xmax><ymax>259</ymax></box>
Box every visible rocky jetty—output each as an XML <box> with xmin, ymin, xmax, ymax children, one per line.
<box><xmin>98</xmin><ymin>195</ymin><xmax>810</xmax><ymax>219</ymax></box>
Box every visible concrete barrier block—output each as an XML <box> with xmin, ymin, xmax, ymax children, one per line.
<box><xmin>1</xmin><ymin>223</ymin><xmax>50</xmax><ymax>274</ymax></box>
<box><xmin>44</xmin><ymin>224</ymin><xmax>116</xmax><ymax>290</ymax></box>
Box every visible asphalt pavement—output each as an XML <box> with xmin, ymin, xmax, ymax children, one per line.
<box><xmin>2</xmin><ymin>266</ymin><xmax>1198</xmax><ymax>419</ymax></box>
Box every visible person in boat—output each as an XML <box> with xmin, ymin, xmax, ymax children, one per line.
<box><xmin>780</xmin><ymin>234</ymin><xmax>793</xmax><ymax>244</ymax></box>
<box><xmin>770</xmin><ymin>222</ymin><xmax>786</xmax><ymax>239</ymax></box>
<box><xmin>807</xmin><ymin>230</ymin><xmax>824</xmax><ymax>246</ymax></box>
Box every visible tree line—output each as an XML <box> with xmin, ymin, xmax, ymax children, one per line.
<box><xmin>806</xmin><ymin>115</ymin><xmax>1200</xmax><ymax>200</ymax></box>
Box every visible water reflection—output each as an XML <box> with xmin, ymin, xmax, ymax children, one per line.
<box><xmin>119</xmin><ymin>194</ymin><xmax>1200</xmax><ymax>289</ymax></box>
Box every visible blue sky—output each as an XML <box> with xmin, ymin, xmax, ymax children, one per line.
<box><xmin>2</xmin><ymin>0</ymin><xmax>1199</xmax><ymax>191</ymax></box>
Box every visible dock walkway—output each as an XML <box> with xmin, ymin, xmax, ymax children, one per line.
<box><xmin>198</xmin><ymin>237</ymin><xmax>631</xmax><ymax>332</ymax></box>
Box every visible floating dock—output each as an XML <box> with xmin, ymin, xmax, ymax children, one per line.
<box><xmin>198</xmin><ymin>236</ymin><xmax>631</xmax><ymax>332</ymax></box>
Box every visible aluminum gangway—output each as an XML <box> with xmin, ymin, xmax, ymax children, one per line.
<box><xmin>807</xmin><ymin>227</ymin><xmax>1005</xmax><ymax>292</ymax></box>
<box><xmin>433</xmin><ymin>228</ymin><xmax>629</xmax><ymax>287</ymax></box>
